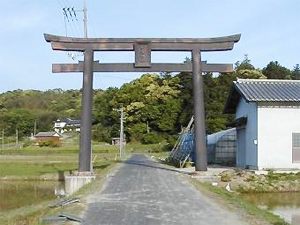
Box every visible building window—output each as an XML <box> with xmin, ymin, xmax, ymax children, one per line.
<box><xmin>292</xmin><ymin>133</ymin><xmax>300</xmax><ymax>163</ymax></box>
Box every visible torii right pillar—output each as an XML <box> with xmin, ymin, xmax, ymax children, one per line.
<box><xmin>192</xmin><ymin>44</ymin><xmax>238</xmax><ymax>171</ymax></box>
<box><xmin>192</xmin><ymin>49</ymin><xmax>207</xmax><ymax>171</ymax></box>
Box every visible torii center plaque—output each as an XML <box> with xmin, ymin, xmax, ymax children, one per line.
<box><xmin>45</xmin><ymin>34</ymin><xmax>240</xmax><ymax>172</ymax></box>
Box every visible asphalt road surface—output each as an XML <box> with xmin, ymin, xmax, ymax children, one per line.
<box><xmin>82</xmin><ymin>154</ymin><xmax>249</xmax><ymax>225</ymax></box>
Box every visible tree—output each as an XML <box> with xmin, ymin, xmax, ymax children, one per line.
<box><xmin>176</xmin><ymin>72</ymin><xmax>193</xmax><ymax>127</ymax></box>
<box><xmin>236</xmin><ymin>69</ymin><xmax>266</xmax><ymax>79</ymax></box>
<box><xmin>235</xmin><ymin>54</ymin><xmax>255</xmax><ymax>71</ymax></box>
<box><xmin>203</xmin><ymin>72</ymin><xmax>236</xmax><ymax>134</ymax></box>
<box><xmin>234</xmin><ymin>54</ymin><xmax>266</xmax><ymax>80</ymax></box>
<box><xmin>0</xmin><ymin>109</ymin><xmax>35</xmax><ymax>138</ymax></box>
<box><xmin>93</xmin><ymin>88</ymin><xmax>119</xmax><ymax>142</ymax></box>
<box><xmin>291</xmin><ymin>64</ymin><xmax>300</xmax><ymax>80</ymax></box>
<box><xmin>262</xmin><ymin>61</ymin><xmax>291</xmax><ymax>79</ymax></box>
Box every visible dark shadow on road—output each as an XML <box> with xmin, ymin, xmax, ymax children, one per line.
<box><xmin>123</xmin><ymin>155</ymin><xmax>191</xmax><ymax>175</ymax></box>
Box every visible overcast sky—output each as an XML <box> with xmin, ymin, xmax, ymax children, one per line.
<box><xmin>0</xmin><ymin>0</ymin><xmax>299</xmax><ymax>93</ymax></box>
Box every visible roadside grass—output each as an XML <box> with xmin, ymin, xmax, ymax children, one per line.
<box><xmin>0</xmin><ymin>181</ymin><xmax>58</xmax><ymax>212</ymax></box>
<box><xmin>0</xmin><ymin>157</ymin><xmax>119</xmax><ymax>225</ymax></box>
<box><xmin>189</xmin><ymin>178</ymin><xmax>289</xmax><ymax>225</ymax></box>
<box><xmin>0</xmin><ymin>161</ymin><xmax>77</xmax><ymax>177</ymax></box>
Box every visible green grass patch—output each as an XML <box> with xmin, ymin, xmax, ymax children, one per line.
<box><xmin>0</xmin><ymin>181</ymin><xmax>59</xmax><ymax>212</ymax></box>
<box><xmin>0</xmin><ymin>161</ymin><xmax>78</xmax><ymax>177</ymax></box>
<box><xmin>126</xmin><ymin>141</ymin><xmax>171</xmax><ymax>153</ymax></box>
<box><xmin>0</xmin><ymin>157</ymin><xmax>118</xmax><ymax>224</ymax></box>
<box><xmin>189</xmin><ymin>179</ymin><xmax>289</xmax><ymax>225</ymax></box>
<box><xmin>267</xmin><ymin>170</ymin><xmax>300</xmax><ymax>182</ymax></box>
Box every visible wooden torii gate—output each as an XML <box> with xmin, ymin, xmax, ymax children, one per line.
<box><xmin>45</xmin><ymin>34</ymin><xmax>240</xmax><ymax>173</ymax></box>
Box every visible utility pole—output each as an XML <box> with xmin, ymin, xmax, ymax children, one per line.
<box><xmin>146</xmin><ymin>121</ymin><xmax>150</xmax><ymax>134</ymax></box>
<box><xmin>16</xmin><ymin>128</ymin><xmax>18</xmax><ymax>147</ymax></box>
<box><xmin>113</xmin><ymin>107</ymin><xmax>125</xmax><ymax>157</ymax></box>
<box><xmin>2</xmin><ymin>130</ymin><xmax>4</xmax><ymax>150</ymax></box>
<box><xmin>34</xmin><ymin>120</ymin><xmax>37</xmax><ymax>136</ymax></box>
<box><xmin>119</xmin><ymin>107</ymin><xmax>124</xmax><ymax>157</ymax></box>
<box><xmin>83</xmin><ymin>0</ymin><xmax>88</xmax><ymax>38</ymax></box>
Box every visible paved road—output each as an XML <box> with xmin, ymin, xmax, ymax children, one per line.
<box><xmin>82</xmin><ymin>154</ymin><xmax>249</xmax><ymax>225</ymax></box>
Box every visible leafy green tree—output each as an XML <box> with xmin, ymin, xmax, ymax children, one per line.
<box><xmin>203</xmin><ymin>72</ymin><xmax>236</xmax><ymax>134</ymax></box>
<box><xmin>0</xmin><ymin>89</ymin><xmax>84</xmax><ymax>140</ymax></box>
<box><xmin>236</xmin><ymin>69</ymin><xmax>266</xmax><ymax>79</ymax></box>
<box><xmin>176</xmin><ymin>72</ymin><xmax>193</xmax><ymax>127</ymax></box>
<box><xmin>0</xmin><ymin>109</ymin><xmax>35</xmax><ymax>137</ymax></box>
<box><xmin>262</xmin><ymin>61</ymin><xmax>291</xmax><ymax>79</ymax></box>
<box><xmin>36</xmin><ymin>110</ymin><xmax>59</xmax><ymax>132</ymax></box>
<box><xmin>234</xmin><ymin>55</ymin><xmax>266</xmax><ymax>79</ymax></box>
<box><xmin>108</xmin><ymin>74</ymin><xmax>183</xmax><ymax>142</ymax></box>
<box><xmin>291</xmin><ymin>64</ymin><xmax>300</xmax><ymax>80</ymax></box>
<box><xmin>93</xmin><ymin>88</ymin><xmax>119</xmax><ymax>142</ymax></box>
<box><xmin>235</xmin><ymin>54</ymin><xmax>255</xmax><ymax>71</ymax></box>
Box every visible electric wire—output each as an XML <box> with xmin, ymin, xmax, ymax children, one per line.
<box><xmin>57</xmin><ymin>0</ymin><xmax>85</xmax><ymax>59</ymax></box>
<box><xmin>57</xmin><ymin>0</ymin><xmax>64</xmax><ymax>8</ymax></box>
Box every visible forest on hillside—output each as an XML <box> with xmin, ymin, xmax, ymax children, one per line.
<box><xmin>0</xmin><ymin>56</ymin><xmax>299</xmax><ymax>144</ymax></box>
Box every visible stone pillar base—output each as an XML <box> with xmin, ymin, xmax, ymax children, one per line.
<box><xmin>65</xmin><ymin>172</ymin><xmax>96</xmax><ymax>196</ymax></box>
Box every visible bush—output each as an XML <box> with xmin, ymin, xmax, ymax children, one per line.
<box><xmin>23</xmin><ymin>139</ymin><xmax>33</xmax><ymax>148</ymax></box>
<box><xmin>38</xmin><ymin>140</ymin><xmax>61</xmax><ymax>148</ymax></box>
<box><xmin>141</xmin><ymin>133</ymin><xmax>164</xmax><ymax>144</ymax></box>
<box><xmin>163</xmin><ymin>135</ymin><xmax>178</xmax><ymax>151</ymax></box>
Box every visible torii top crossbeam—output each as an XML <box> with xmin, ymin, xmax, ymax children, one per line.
<box><xmin>45</xmin><ymin>34</ymin><xmax>240</xmax><ymax>73</ymax></box>
<box><xmin>44</xmin><ymin>34</ymin><xmax>240</xmax><ymax>52</ymax></box>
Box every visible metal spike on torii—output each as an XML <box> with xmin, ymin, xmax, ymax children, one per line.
<box><xmin>44</xmin><ymin>33</ymin><xmax>240</xmax><ymax>173</ymax></box>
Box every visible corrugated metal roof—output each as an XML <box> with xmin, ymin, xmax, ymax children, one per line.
<box><xmin>234</xmin><ymin>79</ymin><xmax>300</xmax><ymax>102</ymax></box>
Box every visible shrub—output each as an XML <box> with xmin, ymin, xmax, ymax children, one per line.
<box><xmin>38</xmin><ymin>140</ymin><xmax>61</xmax><ymax>148</ymax></box>
<box><xmin>23</xmin><ymin>139</ymin><xmax>33</xmax><ymax>148</ymax></box>
<box><xmin>141</xmin><ymin>133</ymin><xmax>164</xmax><ymax>144</ymax></box>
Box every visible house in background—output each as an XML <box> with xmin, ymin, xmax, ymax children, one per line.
<box><xmin>224</xmin><ymin>79</ymin><xmax>300</xmax><ymax>170</ymax></box>
<box><xmin>54</xmin><ymin>118</ymin><xmax>81</xmax><ymax>134</ymax></box>
<box><xmin>112</xmin><ymin>138</ymin><xmax>121</xmax><ymax>145</ymax></box>
<box><xmin>34</xmin><ymin>132</ymin><xmax>60</xmax><ymax>143</ymax></box>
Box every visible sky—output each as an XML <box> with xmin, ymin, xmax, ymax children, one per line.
<box><xmin>0</xmin><ymin>0</ymin><xmax>299</xmax><ymax>93</ymax></box>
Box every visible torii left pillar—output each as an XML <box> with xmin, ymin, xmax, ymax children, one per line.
<box><xmin>79</xmin><ymin>48</ymin><xmax>94</xmax><ymax>172</ymax></box>
<box><xmin>63</xmin><ymin>48</ymin><xmax>95</xmax><ymax>195</ymax></box>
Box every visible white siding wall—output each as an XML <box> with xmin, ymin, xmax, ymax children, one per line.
<box><xmin>257</xmin><ymin>105</ymin><xmax>300</xmax><ymax>169</ymax></box>
<box><xmin>236</xmin><ymin>98</ymin><xmax>258</xmax><ymax>169</ymax></box>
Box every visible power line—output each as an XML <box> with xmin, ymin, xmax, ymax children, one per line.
<box><xmin>59</xmin><ymin>0</ymin><xmax>84</xmax><ymax>38</ymax></box>
<box><xmin>57</xmin><ymin>0</ymin><xmax>64</xmax><ymax>8</ymax></box>
<box><xmin>61</xmin><ymin>0</ymin><xmax>70</xmax><ymax>7</ymax></box>
<box><xmin>64</xmin><ymin>0</ymin><xmax>72</xmax><ymax>7</ymax></box>
<box><xmin>58</xmin><ymin>0</ymin><xmax>88</xmax><ymax>60</ymax></box>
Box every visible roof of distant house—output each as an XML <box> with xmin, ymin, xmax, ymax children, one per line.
<box><xmin>224</xmin><ymin>79</ymin><xmax>300</xmax><ymax>113</ymax></box>
<box><xmin>35</xmin><ymin>132</ymin><xmax>60</xmax><ymax>137</ymax></box>
<box><xmin>67</xmin><ymin>119</ymin><xmax>81</xmax><ymax>125</ymax></box>
<box><xmin>56</xmin><ymin>118</ymin><xmax>81</xmax><ymax>126</ymax></box>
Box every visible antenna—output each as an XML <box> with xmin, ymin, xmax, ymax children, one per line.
<box><xmin>60</xmin><ymin>0</ymin><xmax>88</xmax><ymax>60</ymax></box>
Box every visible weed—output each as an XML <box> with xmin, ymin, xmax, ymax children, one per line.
<box><xmin>190</xmin><ymin>179</ymin><xmax>289</xmax><ymax>225</ymax></box>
